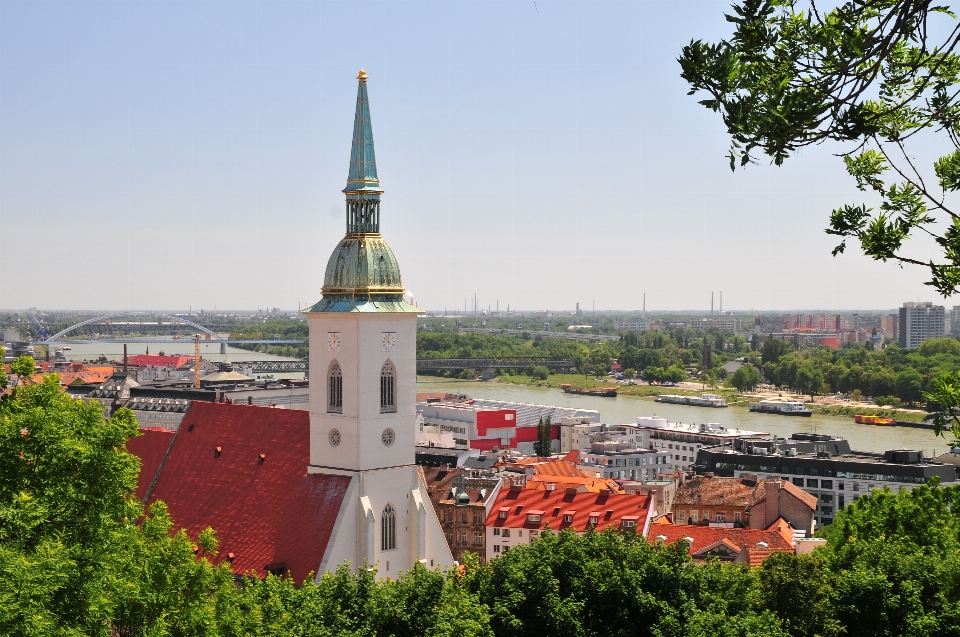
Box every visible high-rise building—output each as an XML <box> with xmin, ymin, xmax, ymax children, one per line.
<box><xmin>899</xmin><ymin>302</ymin><xmax>945</xmax><ymax>349</ymax></box>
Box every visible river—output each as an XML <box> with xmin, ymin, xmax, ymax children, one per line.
<box><xmin>416</xmin><ymin>378</ymin><xmax>950</xmax><ymax>457</ymax></box>
<box><xmin>39</xmin><ymin>341</ymin><xmax>950</xmax><ymax>456</ymax></box>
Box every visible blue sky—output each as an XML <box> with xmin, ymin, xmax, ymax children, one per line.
<box><xmin>0</xmin><ymin>0</ymin><xmax>953</xmax><ymax>312</ymax></box>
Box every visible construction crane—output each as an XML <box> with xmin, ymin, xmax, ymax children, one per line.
<box><xmin>194</xmin><ymin>334</ymin><xmax>202</xmax><ymax>388</ymax></box>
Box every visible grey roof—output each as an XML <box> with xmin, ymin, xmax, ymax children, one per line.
<box><xmin>469</xmin><ymin>398</ymin><xmax>599</xmax><ymax>429</ymax></box>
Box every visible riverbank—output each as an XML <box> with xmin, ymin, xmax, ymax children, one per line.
<box><xmin>476</xmin><ymin>373</ymin><xmax>934</xmax><ymax>423</ymax></box>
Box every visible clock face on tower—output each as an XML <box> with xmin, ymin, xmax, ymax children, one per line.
<box><xmin>381</xmin><ymin>332</ymin><xmax>396</xmax><ymax>351</ymax></box>
<box><xmin>327</xmin><ymin>332</ymin><xmax>341</xmax><ymax>351</ymax></box>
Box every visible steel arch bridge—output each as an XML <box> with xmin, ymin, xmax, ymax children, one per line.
<box><xmin>43</xmin><ymin>312</ymin><xmax>218</xmax><ymax>343</ymax></box>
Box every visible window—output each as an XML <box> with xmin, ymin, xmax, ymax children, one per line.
<box><xmin>493</xmin><ymin>528</ymin><xmax>500</xmax><ymax>536</ymax></box>
<box><xmin>806</xmin><ymin>479</ymin><xmax>819</xmax><ymax>488</ymax></box>
<box><xmin>473</xmin><ymin>531</ymin><xmax>483</xmax><ymax>545</ymax></box>
<box><xmin>518</xmin><ymin>530</ymin><xmax>522</xmax><ymax>537</ymax></box>
<box><xmin>458</xmin><ymin>531</ymin><xmax>467</xmax><ymax>544</ymax></box>
<box><xmin>527</xmin><ymin>514</ymin><xmax>541</xmax><ymax>523</ymax></box>
<box><xmin>588</xmin><ymin>515</ymin><xmax>599</xmax><ymax>525</ymax></box>
<box><xmin>493</xmin><ymin>544</ymin><xmax>501</xmax><ymax>553</ymax></box>
<box><xmin>853</xmin><ymin>483</ymin><xmax>860</xmax><ymax>492</ymax></box>
<box><xmin>381</xmin><ymin>504</ymin><xmax>396</xmax><ymax>551</ymax></box>
<box><xmin>677</xmin><ymin>510</ymin><xmax>687</xmax><ymax>521</ymax></box>
<box><xmin>821</xmin><ymin>505</ymin><xmax>833</xmax><ymax>515</ymax></box>
<box><xmin>328</xmin><ymin>361</ymin><xmax>343</xmax><ymax>413</ymax></box>
<box><xmin>838</xmin><ymin>495</ymin><xmax>845</xmax><ymax>508</ymax></box>
<box><xmin>793</xmin><ymin>477</ymin><xmax>805</xmax><ymax>486</ymax></box>
<box><xmin>838</xmin><ymin>482</ymin><xmax>845</xmax><ymax>490</ymax></box>
<box><xmin>734</xmin><ymin>512</ymin><xmax>741</xmax><ymax>523</ymax></box>
<box><xmin>820</xmin><ymin>493</ymin><xmax>833</xmax><ymax>503</ymax></box>
<box><xmin>498</xmin><ymin>510</ymin><xmax>507</xmax><ymax>519</ymax></box>
<box><xmin>821</xmin><ymin>480</ymin><xmax>833</xmax><ymax>490</ymax></box>
<box><xmin>715</xmin><ymin>512</ymin><xmax>726</xmax><ymax>522</ymax></box>
<box><xmin>460</xmin><ymin>511</ymin><xmax>468</xmax><ymax>523</ymax></box>
<box><xmin>563</xmin><ymin>514</ymin><xmax>574</xmax><ymax>523</ymax></box>
<box><xmin>380</xmin><ymin>361</ymin><xmax>396</xmax><ymax>413</ymax></box>
<box><xmin>502</xmin><ymin>529</ymin><xmax>511</xmax><ymax>538</ymax></box>
<box><xmin>690</xmin><ymin>511</ymin><xmax>699</xmax><ymax>522</ymax></box>
<box><xmin>622</xmin><ymin>519</ymin><xmax>636</xmax><ymax>528</ymax></box>
<box><xmin>473</xmin><ymin>511</ymin><xmax>484</xmax><ymax>524</ymax></box>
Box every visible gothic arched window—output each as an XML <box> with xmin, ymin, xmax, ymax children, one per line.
<box><xmin>381</xmin><ymin>503</ymin><xmax>396</xmax><ymax>551</ymax></box>
<box><xmin>380</xmin><ymin>361</ymin><xmax>396</xmax><ymax>413</ymax></box>
<box><xmin>328</xmin><ymin>361</ymin><xmax>343</xmax><ymax>413</ymax></box>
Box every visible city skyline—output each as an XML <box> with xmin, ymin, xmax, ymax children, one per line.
<box><xmin>2</xmin><ymin>1</ymin><xmax>959</xmax><ymax>311</ymax></box>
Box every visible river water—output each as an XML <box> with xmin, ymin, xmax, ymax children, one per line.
<box><xmin>39</xmin><ymin>341</ymin><xmax>949</xmax><ymax>456</ymax></box>
<box><xmin>416</xmin><ymin>379</ymin><xmax>949</xmax><ymax>457</ymax></box>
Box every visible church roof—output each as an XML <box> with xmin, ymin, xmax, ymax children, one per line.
<box><xmin>130</xmin><ymin>402</ymin><xmax>351</xmax><ymax>583</ymax></box>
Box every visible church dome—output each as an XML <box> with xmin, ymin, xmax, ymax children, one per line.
<box><xmin>322</xmin><ymin>233</ymin><xmax>404</xmax><ymax>295</ymax></box>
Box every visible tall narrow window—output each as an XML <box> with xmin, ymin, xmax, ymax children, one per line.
<box><xmin>380</xmin><ymin>361</ymin><xmax>396</xmax><ymax>413</ymax></box>
<box><xmin>328</xmin><ymin>361</ymin><xmax>343</xmax><ymax>413</ymax></box>
<box><xmin>381</xmin><ymin>504</ymin><xmax>396</xmax><ymax>551</ymax></box>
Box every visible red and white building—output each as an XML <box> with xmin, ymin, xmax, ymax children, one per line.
<box><xmin>417</xmin><ymin>397</ymin><xmax>597</xmax><ymax>454</ymax></box>
<box><xmin>484</xmin><ymin>483</ymin><xmax>656</xmax><ymax>560</ymax></box>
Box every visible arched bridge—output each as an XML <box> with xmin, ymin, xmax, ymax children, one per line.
<box><xmin>44</xmin><ymin>312</ymin><xmax>218</xmax><ymax>342</ymax></box>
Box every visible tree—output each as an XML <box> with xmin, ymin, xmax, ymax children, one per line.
<box><xmin>730</xmin><ymin>364</ymin><xmax>761</xmax><ymax>393</ymax></box>
<box><xmin>623</xmin><ymin>368</ymin><xmax>637</xmax><ymax>380</ymax></box>
<box><xmin>794</xmin><ymin>363</ymin><xmax>824</xmax><ymax>400</ymax></box>
<box><xmin>680</xmin><ymin>1</ymin><xmax>960</xmax><ymax>296</ymax></box>
<box><xmin>0</xmin><ymin>361</ymin><xmax>240</xmax><ymax>636</ymax></box>
<box><xmin>643</xmin><ymin>366</ymin><xmax>665</xmax><ymax>384</ymax></box>
<box><xmin>534</xmin><ymin>415</ymin><xmax>553</xmax><ymax>457</ymax></box>
<box><xmin>895</xmin><ymin>368</ymin><xmax>924</xmax><ymax>405</ymax></box>
<box><xmin>761</xmin><ymin>338</ymin><xmax>792</xmax><ymax>366</ymax></box>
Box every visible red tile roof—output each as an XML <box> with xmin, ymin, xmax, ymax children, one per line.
<box><xmin>126</xmin><ymin>428</ymin><xmax>176</xmax><ymax>501</ymax></box>
<box><xmin>646</xmin><ymin>523</ymin><xmax>795</xmax><ymax>562</ymax></box>
<box><xmin>126</xmin><ymin>354</ymin><xmax>194</xmax><ymax>369</ymax></box>
<box><xmin>777</xmin><ymin>479</ymin><xmax>818</xmax><ymax>509</ymax></box>
<box><xmin>486</xmin><ymin>486</ymin><xmax>653</xmax><ymax>533</ymax></box>
<box><xmin>132</xmin><ymin>402</ymin><xmax>350</xmax><ymax>583</ymax></box>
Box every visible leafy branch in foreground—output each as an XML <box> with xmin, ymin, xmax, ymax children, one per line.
<box><xmin>680</xmin><ymin>0</ymin><xmax>960</xmax><ymax>295</ymax></box>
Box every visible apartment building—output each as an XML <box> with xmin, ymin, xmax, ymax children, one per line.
<box><xmin>899</xmin><ymin>301</ymin><xmax>945</xmax><ymax>349</ymax></box>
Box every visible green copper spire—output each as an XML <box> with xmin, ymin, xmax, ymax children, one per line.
<box><xmin>343</xmin><ymin>69</ymin><xmax>382</xmax><ymax>233</ymax></box>
<box><xmin>304</xmin><ymin>69</ymin><xmax>420</xmax><ymax>314</ymax></box>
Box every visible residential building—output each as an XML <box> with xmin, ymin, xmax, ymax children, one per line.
<box><xmin>672</xmin><ymin>318</ymin><xmax>744</xmax><ymax>332</ymax></box>
<box><xmin>622</xmin><ymin>479</ymin><xmax>677</xmax><ymax>515</ymax></box>
<box><xmin>484</xmin><ymin>483</ymin><xmax>655</xmax><ymax>560</ymax></box>
<box><xmin>694</xmin><ymin>433</ymin><xmax>959</xmax><ymax>526</ymax></box>
<box><xmin>424</xmin><ymin>467</ymin><xmax>503</xmax><ymax>563</ymax></box>
<box><xmin>128</xmin><ymin>70</ymin><xmax>454</xmax><ymax>581</ymax></box>
<box><xmin>559</xmin><ymin>416</ymin><xmax>769</xmax><ymax>473</ymax></box>
<box><xmin>647</xmin><ymin>518</ymin><xmax>800</xmax><ymax>566</ymax></box>
<box><xmin>899</xmin><ymin>301</ymin><xmax>945</xmax><ymax>349</ymax></box>
<box><xmin>754</xmin><ymin>315</ymin><xmax>790</xmax><ymax>334</ymax></box>
<box><xmin>671</xmin><ymin>474</ymin><xmax>816</xmax><ymax>536</ymax></box>
<box><xmin>615</xmin><ymin>319</ymin><xmax>653</xmax><ymax>331</ymax></box>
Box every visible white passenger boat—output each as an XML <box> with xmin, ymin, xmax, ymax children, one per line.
<box><xmin>655</xmin><ymin>393</ymin><xmax>728</xmax><ymax>408</ymax></box>
<box><xmin>748</xmin><ymin>400</ymin><xmax>813</xmax><ymax>417</ymax></box>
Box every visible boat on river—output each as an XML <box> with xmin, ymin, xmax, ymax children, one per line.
<box><xmin>855</xmin><ymin>414</ymin><xmax>895</xmax><ymax>425</ymax></box>
<box><xmin>655</xmin><ymin>393</ymin><xmax>728</xmax><ymax>407</ymax></box>
<box><xmin>560</xmin><ymin>384</ymin><xmax>618</xmax><ymax>397</ymax></box>
<box><xmin>748</xmin><ymin>399</ymin><xmax>812</xmax><ymax>416</ymax></box>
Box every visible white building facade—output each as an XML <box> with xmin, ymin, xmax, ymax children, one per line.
<box><xmin>303</xmin><ymin>70</ymin><xmax>453</xmax><ymax>578</ymax></box>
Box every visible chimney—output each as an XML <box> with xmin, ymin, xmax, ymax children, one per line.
<box><xmin>764</xmin><ymin>480</ymin><xmax>781</xmax><ymax>527</ymax></box>
<box><xmin>248</xmin><ymin>396</ymin><xmax>253</xmax><ymax>405</ymax></box>
<box><xmin>546</xmin><ymin>483</ymin><xmax>555</xmax><ymax>491</ymax></box>
<box><xmin>123</xmin><ymin>344</ymin><xmax>128</xmax><ymax>372</ymax></box>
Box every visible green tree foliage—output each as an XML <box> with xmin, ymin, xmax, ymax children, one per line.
<box><xmin>534</xmin><ymin>415</ymin><xmax>553</xmax><ymax>457</ymax></box>
<box><xmin>761</xmin><ymin>338</ymin><xmax>792</xmax><ymax>365</ymax></box>
<box><xmin>729</xmin><ymin>364</ymin><xmax>761</xmax><ymax>393</ymax></box>
<box><xmin>680</xmin><ymin>0</ymin><xmax>960</xmax><ymax>295</ymax></box>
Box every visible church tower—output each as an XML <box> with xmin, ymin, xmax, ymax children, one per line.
<box><xmin>305</xmin><ymin>70</ymin><xmax>451</xmax><ymax>577</ymax></box>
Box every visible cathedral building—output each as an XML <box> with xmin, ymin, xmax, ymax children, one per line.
<box><xmin>128</xmin><ymin>70</ymin><xmax>454</xmax><ymax>582</ymax></box>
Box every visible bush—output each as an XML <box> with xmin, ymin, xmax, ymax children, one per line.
<box><xmin>526</xmin><ymin>365</ymin><xmax>550</xmax><ymax>380</ymax></box>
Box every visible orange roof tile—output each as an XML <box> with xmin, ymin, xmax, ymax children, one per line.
<box><xmin>486</xmin><ymin>487</ymin><xmax>653</xmax><ymax>533</ymax></box>
<box><xmin>646</xmin><ymin>523</ymin><xmax>795</xmax><ymax>563</ymax></box>
<box><xmin>779</xmin><ymin>479</ymin><xmax>818</xmax><ymax>510</ymax></box>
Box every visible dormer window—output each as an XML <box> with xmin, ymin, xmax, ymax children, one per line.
<box><xmin>588</xmin><ymin>512</ymin><xmax>600</xmax><ymax>526</ymax></box>
<box><xmin>526</xmin><ymin>510</ymin><xmax>544</xmax><ymax>524</ymax></box>
<box><xmin>498</xmin><ymin>507</ymin><xmax>509</xmax><ymax>519</ymax></box>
